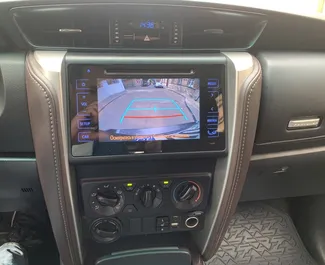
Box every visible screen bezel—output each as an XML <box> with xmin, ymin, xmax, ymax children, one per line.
<box><xmin>67</xmin><ymin>64</ymin><xmax>226</xmax><ymax>158</ymax></box>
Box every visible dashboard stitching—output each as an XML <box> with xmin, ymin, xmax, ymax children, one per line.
<box><xmin>207</xmin><ymin>63</ymin><xmax>262</xmax><ymax>258</ymax></box>
<box><xmin>220</xmin><ymin>70</ymin><xmax>262</xmax><ymax>243</ymax></box>
<box><xmin>27</xmin><ymin>68</ymin><xmax>74</xmax><ymax>263</ymax></box>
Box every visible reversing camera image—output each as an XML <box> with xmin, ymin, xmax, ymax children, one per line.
<box><xmin>97</xmin><ymin>78</ymin><xmax>200</xmax><ymax>142</ymax></box>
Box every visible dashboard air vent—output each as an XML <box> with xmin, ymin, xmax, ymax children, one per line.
<box><xmin>182</xmin><ymin>11</ymin><xmax>267</xmax><ymax>49</ymax></box>
<box><xmin>12</xmin><ymin>8</ymin><xmax>110</xmax><ymax>48</ymax></box>
<box><xmin>21</xmin><ymin>188</ymin><xmax>34</xmax><ymax>193</ymax></box>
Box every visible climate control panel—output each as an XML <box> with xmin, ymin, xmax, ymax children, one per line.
<box><xmin>81</xmin><ymin>174</ymin><xmax>211</xmax><ymax>243</ymax></box>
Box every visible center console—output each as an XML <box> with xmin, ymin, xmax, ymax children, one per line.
<box><xmin>65</xmin><ymin>56</ymin><xmax>225</xmax><ymax>245</ymax></box>
<box><xmin>25</xmin><ymin>49</ymin><xmax>261</xmax><ymax>265</ymax></box>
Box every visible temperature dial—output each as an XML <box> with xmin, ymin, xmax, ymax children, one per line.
<box><xmin>135</xmin><ymin>184</ymin><xmax>162</xmax><ymax>209</ymax></box>
<box><xmin>90</xmin><ymin>184</ymin><xmax>125</xmax><ymax>216</ymax></box>
<box><xmin>172</xmin><ymin>181</ymin><xmax>203</xmax><ymax>210</ymax></box>
<box><xmin>96</xmin><ymin>190</ymin><xmax>119</xmax><ymax>207</ymax></box>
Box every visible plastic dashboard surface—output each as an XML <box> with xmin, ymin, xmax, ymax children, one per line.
<box><xmin>0</xmin><ymin>53</ymin><xmax>34</xmax><ymax>153</ymax></box>
<box><xmin>253</xmin><ymin>52</ymin><xmax>325</xmax><ymax>154</ymax></box>
<box><xmin>3</xmin><ymin>1</ymin><xmax>324</xmax><ymax>262</ymax></box>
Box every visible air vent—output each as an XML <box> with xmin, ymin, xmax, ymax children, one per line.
<box><xmin>182</xmin><ymin>10</ymin><xmax>267</xmax><ymax>49</ymax></box>
<box><xmin>12</xmin><ymin>8</ymin><xmax>110</xmax><ymax>48</ymax></box>
<box><xmin>21</xmin><ymin>188</ymin><xmax>34</xmax><ymax>193</ymax></box>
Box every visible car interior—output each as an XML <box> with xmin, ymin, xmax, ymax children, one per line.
<box><xmin>1</xmin><ymin>1</ymin><xmax>325</xmax><ymax>265</ymax></box>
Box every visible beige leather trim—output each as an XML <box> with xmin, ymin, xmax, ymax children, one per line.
<box><xmin>25</xmin><ymin>52</ymin><xmax>82</xmax><ymax>265</ymax></box>
<box><xmin>194</xmin><ymin>54</ymin><xmax>262</xmax><ymax>260</ymax></box>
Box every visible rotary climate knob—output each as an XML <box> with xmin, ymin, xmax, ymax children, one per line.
<box><xmin>90</xmin><ymin>184</ymin><xmax>125</xmax><ymax>216</ymax></box>
<box><xmin>177</xmin><ymin>183</ymin><xmax>198</xmax><ymax>202</ymax></box>
<box><xmin>172</xmin><ymin>181</ymin><xmax>203</xmax><ymax>210</ymax></box>
<box><xmin>135</xmin><ymin>184</ymin><xmax>163</xmax><ymax>209</ymax></box>
<box><xmin>140</xmin><ymin>187</ymin><xmax>156</xmax><ymax>208</ymax></box>
<box><xmin>96</xmin><ymin>190</ymin><xmax>119</xmax><ymax>207</ymax></box>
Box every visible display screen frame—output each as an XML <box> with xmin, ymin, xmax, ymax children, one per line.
<box><xmin>67</xmin><ymin>64</ymin><xmax>226</xmax><ymax>158</ymax></box>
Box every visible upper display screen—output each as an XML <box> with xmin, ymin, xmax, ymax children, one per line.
<box><xmin>95</xmin><ymin>78</ymin><xmax>200</xmax><ymax>142</ymax></box>
<box><xmin>68</xmin><ymin>64</ymin><xmax>225</xmax><ymax>157</ymax></box>
<box><xmin>110</xmin><ymin>19</ymin><xmax>182</xmax><ymax>47</ymax></box>
<box><xmin>137</xmin><ymin>21</ymin><xmax>161</xmax><ymax>29</ymax></box>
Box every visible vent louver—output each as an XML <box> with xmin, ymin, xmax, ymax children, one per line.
<box><xmin>13</xmin><ymin>9</ymin><xmax>110</xmax><ymax>48</ymax></box>
<box><xmin>21</xmin><ymin>188</ymin><xmax>34</xmax><ymax>193</ymax></box>
<box><xmin>182</xmin><ymin>11</ymin><xmax>267</xmax><ymax>49</ymax></box>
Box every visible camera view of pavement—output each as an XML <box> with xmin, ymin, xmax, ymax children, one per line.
<box><xmin>98</xmin><ymin>78</ymin><xmax>200</xmax><ymax>141</ymax></box>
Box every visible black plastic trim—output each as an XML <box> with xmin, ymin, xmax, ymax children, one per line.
<box><xmin>0</xmin><ymin>53</ymin><xmax>34</xmax><ymax>152</ymax></box>
<box><xmin>0</xmin><ymin>159</ymin><xmax>43</xmax><ymax>211</ymax></box>
<box><xmin>255</xmin><ymin>52</ymin><xmax>325</xmax><ymax>147</ymax></box>
<box><xmin>241</xmin><ymin>147</ymin><xmax>325</xmax><ymax>201</ymax></box>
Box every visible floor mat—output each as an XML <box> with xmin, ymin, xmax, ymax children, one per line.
<box><xmin>207</xmin><ymin>202</ymin><xmax>317</xmax><ymax>265</ymax></box>
<box><xmin>0</xmin><ymin>212</ymin><xmax>59</xmax><ymax>265</ymax></box>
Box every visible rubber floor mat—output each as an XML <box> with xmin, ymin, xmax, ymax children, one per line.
<box><xmin>207</xmin><ymin>202</ymin><xmax>317</xmax><ymax>265</ymax></box>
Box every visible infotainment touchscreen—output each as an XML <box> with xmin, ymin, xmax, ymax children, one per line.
<box><xmin>97</xmin><ymin>78</ymin><xmax>200</xmax><ymax>142</ymax></box>
<box><xmin>68</xmin><ymin>65</ymin><xmax>225</xmax><ymax>157</ymax></box>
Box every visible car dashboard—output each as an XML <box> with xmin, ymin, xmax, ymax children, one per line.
<box><xmin>1</xmin><ymin>1</ymin><xmax>325</xmax><ymax>265</ymax></box>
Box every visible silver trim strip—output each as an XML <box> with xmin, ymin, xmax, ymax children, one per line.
<box><xmin>194</xmin><ymin>52</ymin><xmax>255</xmax><ymax>254</ymax></box>
<box><xmin>0</xmin><ymin>158</ymin><xmax>36</xmax><ymax>162</ymax></box>
<box><xmin>59</xmin><ymin>29</ymin><xmax>82</xmax><ymax>33</ymax></box>
<box><xmin>33</xmin><ymin>51</ymin><xmax>83</xmax><ymax>264</ymax></box>
<box><xmin>204</xmin><ymin>29</ymin><xmax>224</xmax><ymax>34</ymax></box>
<box><xmin>104</xmin><ymin>69</ymin><xmax>195</xmax><ymax>76</ymax></box>
<box><xmin>288</xmin><ymin>118</ymin><xmax>320</xmax><ymax>129</ymax></box>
